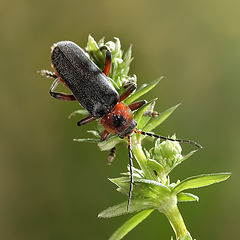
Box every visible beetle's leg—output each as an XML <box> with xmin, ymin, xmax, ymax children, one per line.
<box><xmin>107</xmin><ymin>147</ymin><xmax>116</xmax><ymax>165</ymax></box>
<box><xmin>39</xmin><ymin>70</ymin><xmax>58</xmax><ymax>79</ymax></box>
<box><xmin>128</xmin><ymin>100</ymin><xmax>147</xmax><ymax>111</ymax></box>
<box><xmin>100</xmin><ymin>46</ymin><xmax>111</xmax><ymax>76</ymax></box>
<box><xmin>50</xmin><ymin>78</ymin><xmax>76</xmax><ymax>101</ymax></box>
<box><xmin>119</xmin><ymin>83</ymin><xmax>137</xmax><ymax>102</ymax></box>
<box><xmin>143</xmin><ymin>111</ymin><xmax>159</xmax><ymax>117</ymax></box>
<box><xmin>127</xmin><ymin>135</ymin><xmax>133</xmax><ymax>212</ymax></box>
<box><xmin>100</xmin><ymin>130</ymin><xmax>110</xmax><ymax>142</ymax></box>
<box><xmin>77</xmin><ymin>116</ymin><xmax>95</xmax><ymax>126</ymax></box>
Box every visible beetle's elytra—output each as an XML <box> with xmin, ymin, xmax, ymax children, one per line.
<box><xmin>41</xmin><ymin>40</ymin><xmax>202</xmax><ymax>211</ymax></box>
<box><xmin>51</xmin><ymin>41</ymin><xmax>119</xmax><ymax>118</ymax></box>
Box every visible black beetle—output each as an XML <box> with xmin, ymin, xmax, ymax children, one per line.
<box><xmin>41</xmin><ymin>40</ymin><xmax>202</xmax><ymax>210</ymax></box>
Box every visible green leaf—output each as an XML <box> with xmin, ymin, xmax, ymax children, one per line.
<box><xmin>87</xmin><ymin>35</ymin><xmax>104</xmax><ymax>69</ymax></box>
<box><xmin>120</xmin><ymin>45</ymin><xmax>133</xmax><ymax>76</ymax></box>
<box><xmin>108</xmin><ymin>209</ymin><xmax>153</xmax><ymax>240</ymax></box>
<box><xmin>98</xmin><ymin>200</ymin><xmax>154</xmax><ymax>218</ymax></box>
<box><xmin>138</xmin><ymin>101</ymin><xmax>157</xmax><ymax>128</ymax></box>
<box><xmin>143</xmin><ymin>103</ymin><xmax>181</xmax><ymax>132</ymax></box>
<box><xmin>134</xmin><ymin>178</ymin><xmax>170</xmax><ymax>191</ymax></box>
<box><xmin>113</xmin><ymin>37</ymin><xmax>122</xmax><ymax>59</ymax></box>
<box><xmin>87</xmin><ymin>35</ymin><xmax>99</xmax><ymax>51</ymax></box>
<box><xmin>124</xmin><ymin>77</ymin><xmax>164</xmax><ymax>105</ymax></box>
<box><xmin>87</xmin><ymin>130</ymin><xmax>100</xmax><ymax>138</ymax></box>
<box><xmin>177</xmin><ymin>192</ymin><xmax>199</xmax><ymax>202</ymax></box>
<box><xmin>134</xmin><ymin>99</ymin><xmax>157</xmax><ymax>129</ymax></box>
<box><xmin>109</xmin><ymin>176</ymin><xmax>130</xmax><ymax>188</ymax></box>
<box><xmin>68</xmin><ymin>109</ymin><xmax>89</xmax><ymax>119</ymax></box>
<box><xmin>177</xmin><ymin>150</ymin><xmax>197</xmax><ymax>165</ymax></box>
<box><xmin>98</xmin><ymin>37</ymin><xmax>105</xmax><ymax>46</ymax></box>
<box><xmin>73</xmin><ymin>138</ymin><xmax>99</xmax><ymax>143</ymax></box>
<box><xmin>147</xmin><ymin>158</ymin><xmax>164</xmax><ymax>174</ymax></box>
<box><xmin>98</xmin><ymin>136</ymin><xmax>125</xmax><ymax>151</ymax></box>
<box><xmin>182</xmin><ymin>232</ymin><xmax>193</xmax><ymax>240</ymax></box>
<box><xmin>172</xmin><ymin>173</ymin><xmax>231</xmax><ymax>194</ymax></box>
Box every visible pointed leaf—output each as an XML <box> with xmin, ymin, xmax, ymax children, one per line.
<box><xmin>108</xmin><ymin>209</ymin><xmax>153</xmax><ymax>240</ymax></box>
<box><xmin>134</xmin><ymin>99</ymin><xmax>157</xmax><ymax>129</ymax></box>
<box><xmin>98</xmin><ymin>37</ymin><xmax>105</xmax><ymax>46</ymax></box>
<box><xmin>139</xmin><ymin>101</ymin><xmax>158</xmax><ymax>128</ymax></box>
<box><xmin>87</xmin><ymin>35</ymin><xmax>104</xmax><ymax>69</ymax></box>
<box><xmin>134</xmin><ymin>178</ymin><xmax>171</xmax><ymax>198</ymax></box>
<box><xmin>177</xmin><ymin>192</ymin><xmax>199</xmax><ymax>202</ymax></box>
<box><xmin>172</xmin><ymin>173</ymin><xmax>231</xmax><ymax>194</ymax></box>
<box><xmin>98</xmin><ymin>136</ymin><xmax>125</xmax><ymax>151</ymax></box>
<box><xmin>143</xmin><ymin>103</ymin><xmax>181</xmax><ymax>132</ymax></box>
<box><xmin>109</xmin><ymin>177</ymin><xmax>129</xmax><ymax>188</ymax></box>
<box><xmin>177</xmin><ymin>150</ymin><xmax>197</xmax><ymax>165</ymax></box>
<box><xmin>87</xmin><ymin>35</ymin><xmax>99</xmax><ymax>51</ymax></box>
<box><xmin>147</xmin><ymin>158</ymin><xmax>164</xmax><ymax>174</ymax></box>
<box><xmin>87</xmin><ymin>130</ymin><xmax>100</xmax><ymax>138</ymax></box>
<box><xmin>98</xmin><ymin>200</ymin><xmax>154</xmax><ymax>218</ymax></box>
<box><xmin>125</xmin><ymin>77</ymin><xmax>164</xmax><ymax>105</ymax></box>
<box><xmin>68</xmin><ymin>109</ymin><xmax>89</xmax><ymax>119</ymax></box>
<box><xmin>73</xmin><ymin>138</ymin><xmax>99</xmax><ymax>143</ymax></box>
<box><xmin>182</xmin><ymin>232</ymin><xmax>193</xmax><ymax>240</ymax></box>
<box><xmin>134</xmin><ymin>178</ymin><xmax>170</xmax><ymax>191</ymax></box>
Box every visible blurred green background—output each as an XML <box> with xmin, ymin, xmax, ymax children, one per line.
<box><xmin>1</xmin><ymin>0</ymin><xmax>239</xmax><ymax>239</ymax></box>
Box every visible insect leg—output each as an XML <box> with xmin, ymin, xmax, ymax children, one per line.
<box><xmin>127</xmin><ymin>135</ymin><xmax>134</xmax><ymax>211</ymax></box>
<box><xmin>100</xmin><ymin>46</ymin><xmax>112</xmax><ymax>77</ymax></box>
<box><xmin>39</xmin><ymin>70</ymin><xmax>58</xmax><ymax>79</ymax></box>
<box><xmin>135</xmin><ymin>130</ymin><xmax>202</xmax><ymax>149</ymax></box>
<box><xmin>50</xmin><ymin>78</ymin><xmax>76</xmax><ymax>101</ymax></box>
<box><xmin>77</xmin><ymin>115</ymin><xmax>95</xmax><ymax>126</ymax></box>
<box><xmin>143</xmin><ymin>111</ymin><xmax>159</xmax><ymax>117</ymax></box>
<box><xmin>100</xmin><ymin>130</ymin><xmax>110</xmax><ymax>142</ymax></box>
<box><xmin>119</xmin><ymin>83</ymin><xmax>137</xmax><ymax>102</ymax></box>
<box><xmin>107</xmin><ymin>147</ymin><xmax>116</xmax><ymax>165</ymax></box>
<box><xmin>128</xmin><ymin>100</ymin><xmax>147</xmax><ymax>111</ymax></box>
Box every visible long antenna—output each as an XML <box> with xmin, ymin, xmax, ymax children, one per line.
<box><xmin>135</xmin><ymin>130</ymin><xmax>202</xmax><ymax>149</ymax></box>
<box><xmin>127</xmin><ymin>135</ymin><xmax>134</xmax><ymax>211</ymax></box>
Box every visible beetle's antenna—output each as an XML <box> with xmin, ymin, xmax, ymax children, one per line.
<box><xmin>127</xmin><ymin>135</ymin><xmax>134</xmax><ymax>212</ymax></box>
<box><xmin>135</xmin><ymin>130</ymin><xmax>202</xmax><ymax>149</ymax></box>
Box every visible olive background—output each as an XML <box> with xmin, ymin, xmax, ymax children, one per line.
<box><xmin>1</xmin><ymin>0</ymin><xmax>239</xmax><ymax>239</ymax></box>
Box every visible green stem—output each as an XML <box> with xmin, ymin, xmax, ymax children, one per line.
<box><xmin>131</xmin><ymin>136</ymin><xmax>191</xmax><ymax>239</ymax></box>
<box><xmin>162</xmin><ymin>204</ymin><xmax>189</xmax><ymax>239</ymax></box>
<box><xmin>132</xmin><ymin>141</ymin><xmax>157</xmax><ymax>181</ymax></box>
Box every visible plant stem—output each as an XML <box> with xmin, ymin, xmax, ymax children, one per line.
<box><xmin>131</xmin><ymin>139</ymin><xmax>157</xmax><ymax>181</ymax></box>
<box><xmin>162</xmin><ymin>204</ymin><xmax>189</xmax><ymax>239</ymax></box>
<box><xmin>131</xmin><ymin>136</ymin><xmax>191</xmax><ymax>239</ymax></box>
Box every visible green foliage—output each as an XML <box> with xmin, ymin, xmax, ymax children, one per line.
<box><xmin>71</xmin><ymin>36</ymin><xmax>231</xmax><ymax>240</ymax></box>
<box><xmin>172</xmin><ymin>173</ymin><xmax>231</xmax><ymax>194</ymax></box>
<box><xmin>108</xmin><ymin>210</ymin><xmax>153</xmax><ymax>240</ymax></box>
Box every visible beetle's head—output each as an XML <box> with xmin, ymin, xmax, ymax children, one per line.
<box><xmin>100</xmin><ymin>102</ymin><xmax>137</xmax><ymax>138</ymax></box>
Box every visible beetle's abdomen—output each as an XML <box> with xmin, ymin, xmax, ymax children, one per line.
<box><xmin>51</xmin><ymin>41</ymin><xmax>119</xmax><ymax>118</ymax></box>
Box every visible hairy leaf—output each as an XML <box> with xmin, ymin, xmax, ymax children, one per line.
<box><xmin>73</xmin><ymin>138</ymin><xmax>99</xmax><ymax>143</ymax></box>
<box><xmin>177</xmin><ymin>192</ymin><xmax>199</xmax><ymax>202</ymax></box>
<box><xmin>98</xmin><ymin>200</ymin><xmax>154</xmax><ymax>218</ymax></box>
<box><xmin>172</xmin><ymin>173</ymin><xmax>231</xmax><ymax>194</ymax></box>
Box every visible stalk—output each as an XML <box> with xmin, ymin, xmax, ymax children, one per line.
<box><xmin>162</xmin><ymin>204</ymin><xmax>189</xmax><ymax>239</ymax></box>
<box><xmin>131</xmin><ymin>137</ymin><xmax>157</xmax><ymax>181</ymax></box>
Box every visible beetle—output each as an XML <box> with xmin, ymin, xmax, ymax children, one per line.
<box><xmin>41</xmin><ymin>41</ymin><xmax>202</xmax><ymax>211</ymax></box>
